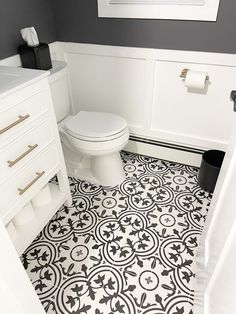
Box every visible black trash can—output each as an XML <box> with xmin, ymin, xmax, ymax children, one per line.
<box><xmin>198</xmin><ymin>150</ymin><xmax>225</xmax><ymax>193</ymax></box>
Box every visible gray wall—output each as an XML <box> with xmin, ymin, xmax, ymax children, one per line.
<box><xmin>1</xmin><ymin>0</ymin><xmax>236</xmax><ymax>60</ymax></box>
<box><xmin>0</xmin><ymin>0</ymin><xmax>56</xmax><ymax>59</ymax></box>
<box><xmin>52</xmin><ymin>0</ymin><xmax>236</xmax><ymax>54</ymax></box>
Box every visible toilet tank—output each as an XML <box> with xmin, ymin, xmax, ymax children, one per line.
<box><xmin>48</xmin><ymin>61</ymin><xmax>71</xmax><ymax>122</ymax></box>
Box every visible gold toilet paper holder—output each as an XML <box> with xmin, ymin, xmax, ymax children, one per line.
<box><xmin>180</xmin><ymin>68</ymin><xmax>209</xmax><ymax>80</ymax></box>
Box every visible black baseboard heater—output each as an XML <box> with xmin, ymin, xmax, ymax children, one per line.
<box><xmin>129</xmin><ymin>135</ymin><xmax>205</xmax><ymax>155</ymax></box>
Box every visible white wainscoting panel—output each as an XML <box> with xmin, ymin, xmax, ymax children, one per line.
<box><xmin>64</xmin><ymin>51</ymin><xmax>149</xmax><ymax>134</ymax></box>
<box><xmin>151</xmin><ymin>60</ymin><xmax>236</xmax><ymax>149</ymax></box>
<box><xmin>56</xmin><ymin>42</ymin><xmax>236</xmax><ymax>151</ymax></box>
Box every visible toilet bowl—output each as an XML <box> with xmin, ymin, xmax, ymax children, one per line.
<box><xmin>59</xmin><ymin>112</ymin><xmax>129</xmax><ymax>186</ymax></box>
<box><xmin>48</xmin><ymin>61</ymin><xmax>129</xmax><ymax>186</ymax></box>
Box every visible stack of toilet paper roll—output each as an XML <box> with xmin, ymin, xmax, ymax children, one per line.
<box><xmin>13</xmin><ymin>184</ymin><xmax>52</xmax><ymax>224</ymax></box>
<box><xmin>31</xmin><ymin>183</ymin><xmax>52</xmax><ymax>207</ymax></box>
<box><xmin>13</xmin><ymin>202</ymin><xmax>35</xmax><ymax>226</ymax></box>
<box><xmin>6</xmin><ymin>221</ymin><xmax>17</xmax><ymax>241</ymax></box>
<box><xmin>6</xmin><ymin>202</ymin><xmax>35</xmax><ymax>240</ymax></box>
<box><xmin>6</xmin><ymin>183</ymin><xmax>52</xmax><ymax>241</ymax></box>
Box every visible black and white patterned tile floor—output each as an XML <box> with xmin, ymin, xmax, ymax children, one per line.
<box><xmin>21</xmin><ymin>152</ymin><xmax>211</xmax><ymax>314</ymax></box>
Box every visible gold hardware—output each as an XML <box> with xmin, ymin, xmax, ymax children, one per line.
<box><xmin>180</xmin><ymin>68</ymin><xmax>189</xmax><ymax>79</ymax></box>
<box><xmin>0</xmin><ymin>114</ymin><xmax>30</xmax><ymax>135</ymax></box>
<box><xmin>7</xmin><ymin>144</ymin><xmax>38</xmax><ymax>167</ymax></box>
<box><xmin>18</xmin><ymin>171</ymin><xmax>45</xmax><ymax>195</ymax></box>
<box><xmin>180</xmin><ymin>68</ymin><xmax>209</xmax><ymax>80</ymax></box>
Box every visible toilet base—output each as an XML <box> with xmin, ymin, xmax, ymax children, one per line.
<box><xmin>91</xmin><ymin>152</ymin><xmax>125</xmax><ymax>186</ymax></box>
<box><xmin>62</xmin><ymin>145</ymin><xmax>126</xmax><ymax>186</ymax></box>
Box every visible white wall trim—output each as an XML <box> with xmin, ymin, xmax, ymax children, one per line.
<box><xmin>149</xmin><ymin>126</ymin><xmax>228</xmax><ymax>150</ymax></box>
<box><xmin>97</xmin><ymin>0</ymin><xmax>220</xmax><ymax>21</ymax></box>
<box><xmin>56</xmin><ymin>42</ymin><xmax>236</xmax><ymax>67</ymax></box>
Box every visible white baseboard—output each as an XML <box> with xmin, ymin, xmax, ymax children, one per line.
<box><xmin>125</xmin><ymin>138</ymin><xmax>203</xmax><ymax>167</ymax></box>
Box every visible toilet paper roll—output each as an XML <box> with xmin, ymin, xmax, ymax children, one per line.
<box><xmin>13</xmin><ymin>202</ymin><xmax>34</xmax><ymax>226</ymax></box>
<box><xmin>31</xmin><ymin>184</ymin><xmax>52</xmax><ymax>208</ymax></box>
<box><xmin>6</xmin><ymin>221</ymin><xmax>17</xmax><ymax>241</ymax></box>
<box><xmin>185</xmin><ymin>70</ymin><xmax>208</xmax><ymax>90</ymax></box>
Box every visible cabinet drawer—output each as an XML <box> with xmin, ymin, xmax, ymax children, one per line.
<box><xmin>0</xmin><ymin>90</ymin><xmax>48</xmax><ymax>148</ymax></box>
<box><xmin>0</xmin><ymin>119</ymin><xmax>55</xmax><ymax>184</ymax></box>
<box><xmin>0</xmin><ymin>145</ymin><xmax>60</xmax><ymax>223</ymax></box>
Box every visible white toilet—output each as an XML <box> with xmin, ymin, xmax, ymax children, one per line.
<box><xmin>48</xmin><ymin>61</ymin><xmax>129</xmax><ymax>186</ymax></box>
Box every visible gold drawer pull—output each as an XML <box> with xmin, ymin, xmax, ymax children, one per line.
<box><xmin>8</xmin><ymin>144</ymin><xmax>38</xmax><ymax>167</ymax></box>
<box><xmin>18</xmin><ymin>171</ymin><xmax>45</xmax><ymax>195</ymax></box>
<box><xmin>0</xmin><ymin>114</ymin><xmax>30</xmax><ymax>135</ymax></box>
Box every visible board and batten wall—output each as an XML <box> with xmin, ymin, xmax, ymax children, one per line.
<box><xmin>55</xmin><ymin>42</ymin><xmax>236</xmax><ymax>153</ymax></box>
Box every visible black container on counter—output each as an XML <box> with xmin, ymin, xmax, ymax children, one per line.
<box><xmin>18</xmin><ymin>43</ymin><xmax>52</xmax><ymax>70</ymax></box>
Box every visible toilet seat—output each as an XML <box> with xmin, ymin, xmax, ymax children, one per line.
<box><xmin>64</xmin><ymin>111</ymin><xmax>127</xmax><ymax>142</ymax></box>
<box><xmin>67</xmin><ymin>127</ymin><xmax>128</xmax><ymax>142</ymax></box>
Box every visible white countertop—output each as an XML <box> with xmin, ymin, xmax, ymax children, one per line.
<box><xmin>0</xmin><ymin>66</ymin><xmax>49</xmax><ymax>98</ymax></box>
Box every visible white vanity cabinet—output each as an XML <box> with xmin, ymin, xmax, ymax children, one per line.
<box><xmin>0</xmin><ymin>66</ymin><xmax>72</xmax><ymax>255</ymax></box>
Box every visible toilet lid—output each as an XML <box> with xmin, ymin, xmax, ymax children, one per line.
<box><xmin>64</xmin><ymin>111</ymin><xmax>127</xmax><ymax>139</ymax></box>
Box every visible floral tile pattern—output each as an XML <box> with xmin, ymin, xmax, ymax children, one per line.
<box><xmin>21</xmin><ymin>151</ymin><xmax>211</xmax><ymax>314</ymax></box>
